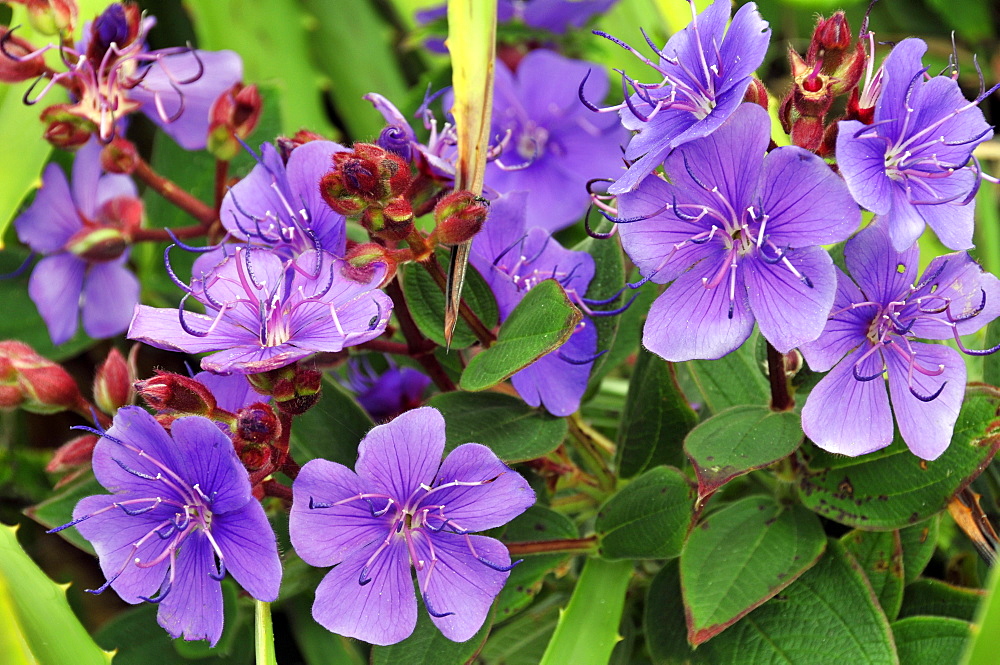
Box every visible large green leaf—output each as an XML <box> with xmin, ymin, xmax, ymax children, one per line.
<box><xmin>25</xmin><ymin>473</ymin><xmax>103</xmax><ymax>555</ymax></box>
<box><xmin>572</xmin><ymin>219</ymin><xmax>625</xmax><ymax>389</ymax></box>
<box><xmin>402</xmin><ymin>254</ymin><xmax>498</xmax><ymax>350</ymax></box>
<box><xmin>427</xmin><ymin>391</ymin><xmax>566</xmax><ymax>462</ymax></box>
<box><xmin>595</xmin><ymin>466</ymin><xmax>693</xmax><ymax>560</ymax></box>
<box><xmin>900</xmin><ymin>516</ymin><xmax>940</xmax><ymax>585</ymax></box>
<box><xmin>290</xmin><ymin>375</ymin><xmax>373</xmax><ymax>467</ymax></box>
<box><xmin>893</xmin><ymin>616</ymin><xmax>970</xmax><ymax>665</ymax></box>
<box><xmin>369</xmin><ymin>600</ymin><xmax>491</xmax><ymax>665</ymax></box>
<box><xmin>497</xmin><ymin>506</ymin><xmax>579</xmax><ymax>619</ymax></box>
<box><xmin>684</xmin><ymin>404</ymin><xmax>803</xmax><ymax>500</ymax></box>
<box><xmin>680</xmin><ymin>495</ymin><xmax>826</xmax><ymax>644</ymax></box>
<box><xmin>644</xmin><ymin>559</ymin><xmax>697</xmax><ymax>665</ymax></box>
<box><xmin>682</xmin><ymin>338</ymin><xmax>770</xmax><ymax>413</ymax></box>
<box><xmin>0</xmin><ymin>523</ymin><xmax>114</xmax><ymax>665</ymax></box>
<box><xmin>616</xmin><ymin>350</ymin><xmax>698</xmax><ymax>477</ymax></box>
<box><xmin>695</xmin><ymin>540</ymin><xmax>898</xmax><ymax>664</ymax></box>
<box><xmin>479</xmin><ymin>594</ymin><xmax>564</xmax><ymax>665</ymax></box>
<box><xmin>841</xmin><ymin>529</ymin><xmax>905</xmax><ymax>621</ymax></box>
<box><xmin>460</xmin><ymin>279</ymin><xmax>582</xmax><ymax>391</ymax></box>
<box><xmin>799</xmin><ymin>392</ymin><xmax>1000</xmax><ymax>529</ymax></box>
<box><xmin>898</xmin><ymin>579</ymin><xmax>984</xmax><ymax>622</ymax></box>
<box><xmin>538</xmin><ymin>557</ymin><xmax>634</xmax><ymax>665</ymax></box>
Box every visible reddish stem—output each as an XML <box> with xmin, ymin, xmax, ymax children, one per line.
<box><xmin>262</xmin><ymin>479</ymin><xmax>293</xmax><ymax>502</ymax></box>
<box><xmin>132</xmin><ymin>156</ymin><xmax>216</xmax><ymax>226</ymax></box>
<box><xmin>421</xmin><ymin>258</ymin><xmax>496</xmax><ymax>347</ymax></box>
<box><xmin>506</xmin><ymin>536</ymin><xmax>598</xmax><ymax>556</ymax></box>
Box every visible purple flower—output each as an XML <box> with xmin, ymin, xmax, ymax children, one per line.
<box><xmin>470</xmin><ymin>192</ymin><xmax>599</xmax><ymax>416</ymax></box>
<box><xmin>590</xmin><ymin>0</ymin><xmax>770</xmax><ymax>194</ymax></box>
<box><xmin>129</xmin><ymin>247</ymin><xmax>393</xmax><ymax>374</ymax></box>
<box><xmin>289</xmin><ymin>407</ymin><xmax>534</xmax><ymax>645</ymax></box>
<box><xmin>194</xmin><ymin>370</ymin><xmax>267</xmax><ymax>413</ymax></box>
<box><xmin>218</xmin><ymin>141</ymin><xmax>349</xmax><ymax>259</ymax></box>
<box><xmin>14</xmin><ymin>139</ymin><xmax>141</xmax><ymax>345</ymax></box>
<box><xmin>15</xmin><ymin>3</ymin><xmax>241</xmax><ymax>148</ymax></box>
<box><xmin>365</xmin><ymin>92</ymin><xmax>458</xmax><ymax>182</ymax></box>
<box><xmin>487</xmin><ymin>50</ymin><xmax>627</xmax><ymax>232</ymax></box>
<box><xmin>801</xmin><ymin>221</ymin><xmax>1000</xmax><ymax>460</ymax></box>
<box><xmin>341</xmin><ymin>356</ymin><xmax>431</xmax><ymax>422</ymax></box>
<box><xmin>53</xmin><ymin>406</ymin><xmax>281</xmax><ymax>645</ymax></box>
<box><xmin>836</xmin><ymin>38</ymin><xmax>994</xmax><ymax>251</ymax></box>
<box><xmin>616</xmin><ymin>103</ymin><xmax>860</xmax><ymax>361</ymax></box>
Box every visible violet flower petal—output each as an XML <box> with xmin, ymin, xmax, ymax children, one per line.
<box><xmin>414</xmin><ymin>532</ymin><xmax>510</xmax><ymax>643</ymax></box>
<box><xmin>906</xmin><ymin>256</ymin><xmax>1000</xmax><ymax>339</ymax></box>
<box><xmin>844</xmin><ymin>221</ymin><xmax>918</xmax><ymax>305</ymax></box>
<box><xmin>801</xmin><ymin>347</ymin><xmax>894</xmax><ymax>456</ymax></box>
<box><xmin>417</xmin><ymin>443</ymin><xmax>535</xmax><ymax>532</ymax></box>
<box><xmin>290</xmin><ymin>458</ymin><xmax>391</xmax><ymax>567</ymax></box>
<box><xmin>29</xmin><ymin>254</ymin><xmax>84</xmax><ymax>345</ymax></box>
<box><xmin>81</xmin><ymin>258</ymin><xmax>140</xmax><ymax>340</ymax></box>
<box><xmin>212</xmin><ymin>501</ymin><xmax>282</xmax><ymax>602</ymax></box>
<box><xmin>799</xmin><ymin>268</ymin><xmax>872</xmax><ymax>372</ymax></box>
<box><xmin>312</xmin><ymin>537</ymin><xmax>417</xmax><ymax>646</ymax></box>
<box><xmin>168</xmin><ymin>416</ymin><xmax>254</xmax><ymax>514</ymax></box>
<box><xmin>90</xmin><ymin>406</ymin><xmax>186</xmax><ymax>495</ymax></box>
<box><xmin>510</xmin><ymin>318</ymin><xmax>598</xmax><ymax>416</ymax></box>
<box><xmin>15</xmin><ymin>164</ymin><xmax>81</xmax><ymax>254</ymax></box>
<box><xmin>743</xmin><ymin>244</ymin><xmax>836</xmax><ymax>353</ymax></box>
<box><xmin>642</xmin><ymin>251</ymin><xmax>754</xmax><ymax>361</ymax></box>
<box><xmin>156</xmin><ymin>532</ymin><xmax>224</xmax><ymax>645</ymax></box>
<box><xmin>356</xmin><ymin>407</ymin><xmax>445</xmax><ymax>506</ymax></box>
<box><xmin>835</xmin><ymin>120</ymin><xmax>894</xmax><ymax>215</ymax></box>
<box><xmin>885</xmin><ymin>342</ymin><xmax>965</xmax><ymax>461</ymax></box>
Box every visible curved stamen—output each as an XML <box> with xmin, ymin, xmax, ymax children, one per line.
<box><xmin>177</xmin><ymin>293</ymin><xmax>211</xmax><ymax>337</ymax></box>
<box><xmin>909</xmin><ymin>381</ymin><xmax>946</xmax><ymax>402</ymax></box>
<box><xmin>584</xmin><ymin>205</ymin><xmax>617</xmax><ymax>239</ymax></box>
<box><xmin>423</xmin><ymin>592</ymin><xmax>455</xmax><ymax>618</ymax></box>
<box><xmin>139</xmin><ymin>579</ymin><xmax>173</xmax><ymax>604</ymax></box>
<box><xmin>587</xmin><ymin>293</ymin><xmax>639</xmax><ymax>317</ymax></box>
<box><xmin>558</xmin><ymin>349</ymin><xmax>608</xmax><ymax>365</ymax></box>
<box><xmin>476</xmin><ymin>555</ymin><xmax>522</xmax><ymax>572</ymax></box>
<box><xmin>0</xmin><ymin>252</ymin><xmax>35</xmax><ymax>279</ymax></box>
<box><xmin>163</xmin><ymin>245</ymin><xmax>194</xmax><ymax>293</ymax></box>
<box><xmin>853</xmin><ymin>361</ymin><xmax>886</xmax><ymax>382</ymax></box>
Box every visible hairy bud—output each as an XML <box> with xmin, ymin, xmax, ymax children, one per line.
<box><xmin>208</xmin><ymin>83</ymin><xmax>263</xmax><ymax>161</ymax></box>
<box><xmin>93</xmin><ymin>348</ymin><xmax>131</xmax><ymax>415</ymax></box>
<box><xmin>247</xmin><ymin>363</ymin><xmax>323</xmax><ymax>416</ymax></box>
<box><xmin>135</xmin><ymin>370</ymin><xmax>217</xmax><ymax>415</ymax></box>
<box><xmin>41</xmin><ymin>104</ymin><xmax>95</xmax><ymax>149</ymax></box>
<box><xmin>0</xmin><ymin>340</ymin><xmax>83</xmax><ymax>414</ymax></box>
<box><xmin>320</xmin><ymin>143</ymin><xmax>414</xmax><ymax>237</ymax></box>
<box><xmin>343</xmin><ymin>242</ymin><xmax>395</xmax><ymax>284</ymax></box>
<box><xmin>66</xmin><ymin>227</ymin><xmax>128</xmax><ymax>262</ymax></box>
<box><xmin>100</xmin><ymin>137</ymin><xmax>139</xmax><ymax>174</ymax></box>
<box><xmin>236</xmin><ymin>402</ymin><xmax>281</xmax><ymax>445</ymax></box>
<box><xmin>431</xmin><ymin>191</ymin><xmax>489</xmax><ymax>246</ymax></box>
<box><xmin>47</xmin><ymin>433</ymin><xmax>99</xmax><ymax>473</ymax></box>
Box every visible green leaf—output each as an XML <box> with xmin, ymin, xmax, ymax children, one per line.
<box><xmin>286</xmin><ymin>594</ymin><xmax>367</xmax><ymax>665</ymax></box>
<box><xmin>695</xmin><ymin>540</ymin><xmax>898</xmax><ymax>664</ymax></box>
<box><xmin>595</xmin><ymin>466</ymin><xmax>694</xmax><ymax>560</ymax></box>
<box><xmin>478</xmin><ymin>594</ymin><xmax>564</xmax><ymax>665</ymax></box>
<box><xmin>460</xmin><ymin>279</ymin><xmax>582</xmax><ymax>391</ymax></box>
<box><xmin>984</xmin><ymin>319</ymin><xmax>1000</xmax><ymax>388</ymax></box>
<box><xmin>427</xmin><ymin>391</ymin><xmax>566</xmax><ymax>462</ymax></box>
<box><xmin>841</xmin><ymin>529</ymin><xmax>905</xmax><ymax>621</ymax></box>
<box><xmin>402</xmin><ymin>254</ymin><xmax>498</xmax><ymax>349</ymax></box>
<box><xmin>899</xmin><ymin>579</ymin><xmax>984</xmax><ymax>622</ymax></box>
<box><xmin>538</xmin><ymin>557</ymin><xmax>634</xmax><ymax>665</ymax></box>
<box><xmin>183</xmin><ymin>0</ymin><xmax>336</xmax><ymax>137</ymax></box>
<box><xmin>369</xmin><ymin>599</ymin><xmax>491</xmax><ymax>665</ymax></box>
<box><xmin>572</xmin><ymin>218</ymin><xmax>625</xmax><ymax>388</ymax></box>
<box><xmin>684</xmin><ymin>405</ymin><xmax>803</xmax><ymax>500</ymax></box>
<box><xmin>0</xmin><ymin>523</ymin><xmax>114</xmax><ymax>665</ymax></box>
<box><xmin>290</xmin><ymin>375</ymin><xmax>373</xmax><ymax>467</ymax></box>
<box><xmin>617</xmin><ymin>350</ymin><xmax>698</xmax><ymax>477</ymax></box>
<box><xmin>894</xmin><ymin>616</ymin><xmax>970</xmax><ymax>665</ymax></box>
<box><xmin>900</xmin><ymin>516</ymin><xmax>940</xmax><ymax>585</ymax></box>
<box><xmin>964</xmin><ymin>558</ymin><xmax>1000</xmax><ymax>665</ymax></box>
<box><xmin>681</xmin><ymin>495</ymin><xmax>826</xmax><ymax>645</ymax></box>
<box><xmin>25</xmin><ymin>473</ymin><xmax>103</xmax><ymax>555</ymax></box>
<box><xmin>497</xmin><ymin>506</ymin><xmax>579</xmax><ymax>619</ymax></box>
<box><xmin>682</xmin><ymin>338</ymin><xmax>770</xmax><ymax>413</ymax></box>
<box><xmin>644</xmin><ymin>560</ymin><xmax>698</xmax><ymax>665</ymax></box>
<box><xmin>799</xmin><ymin>392</ymin><xmax>1000</xmax><ymax>529</ymax></box>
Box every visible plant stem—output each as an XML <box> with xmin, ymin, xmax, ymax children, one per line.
<box><xmin>133</xmin><ymin>155</ymin><xmax>216</xmax><ymax>225</ymax></box>
<box><xmin>254</xmin><ymin>600</ymin><xmax>278</xmax><ymax>665</ymax></box>
<box><xmin>385</xmin><ymin>279</ymin><xmax>457</xmax><ymax>391</ymax></box>
<box><xmin>262</xmin><ymin>479</ymin><xmax>292</xmax><ymax>502</ymax></box>
<box><xmin>506</xmin><ymin>536</ymin><xmax>598</xmax><ymax>556</ymax></box>
<box><xmin>766</xmin><ymin>342</ymin><xmax>794</xmax><ymax>412</ymax></box>
<box><xmin>356</xmin><ymin>337</ymin><xmax>427</xmax><ymax>356</ymax></box>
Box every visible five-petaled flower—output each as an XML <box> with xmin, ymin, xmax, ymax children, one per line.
<box><xmin>589</xmin><ymin>0</ymin><xmax>770</xmax><ymax>194</ymax></box>
<box><xmin>52</xmin><ymin>406</ymin><xmax>281</xmax><ymax>645</ymax></box>
<box><xmin>801</xmin><ymin>221</ymin><xmax>1000</xmax><ymax>460</ymax></box>
<box><xmin>836</xmin><ymin>38</ymin><xmax>995</xmax><ymax>252</ymax></box>
<box><xmin>289</xmin><ymin>407</ymin><xmax>535</xmax><ymax>645</ymax></box>
<box><xmin>616</xmin><ymin>103</ymin><xmax>860</xmax><ymax>362</ymax></box>
<box><xmin>129</xmin><ymin>247</ymin><xmax>393</xmax><ymax>374</ymax></box>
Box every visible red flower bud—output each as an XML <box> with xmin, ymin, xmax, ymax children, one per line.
<box><xmin>247</xmin><ymin>363</ymin><xmax>323</xmax><ymax>416</ymax></box>
<box><xmin>430</xmin><ymin>191</ymin><xmax>489</xmax><ymax>246</ymax></box>
<box><xmin>100</xmin><ymin>137</ymin><xmax>139</xmax><ymax>174</ymax></box>
<box><xmin>93</xmin><ymin>348</ymin><xmax>132</xmax><ymax>415</ymax></box>
<box><xmin>66</xmin><ymin>226</ymin><xmax>129</xmax><ymax>262</ymax></box>
<box><xmin>0</xmin><ymin>27</ymin><xmax>47</xmax><ymax>83</ymax></box>
<box><xmin>47</xmin><ymin>434</ymin><xmax>99</xmax><ymax>473</ymax></box>
<box><xmin>7</xmin><ymin>0</ymin><xmax>78</xmax><ymax>35</ymax></box>
<box><xmin>343</xmin><ymin>242</ymin><xmax>395</xmax><ymax>284</ymax></box>
<box><xmin>208</xmin><ymin>83</ymin><xmax>263</xmax><ymax>161</ymax></box>
<box><xmin>40</xmin><ymin>104</ymin><xmax>95</xmax><ymax>149</ymax></box>
<box><xmin>0</xmin><ymin>340</ymin><xmax>84</xmax><ymax>414</ymax></box>
<box><xmin>742</xmin><ymin>77</ymin><xmax>769</xmax><ymax>111</ymax></box>
<box><xmin>807</xmin><ymin>12</ymin><xmax>853</xmax><ymax>74</ymax></box>
<box><xmin>134</xmin><ymin>370</ymin><xmax>217</xmax><ymax>415</ymax></box>
<box><xmin>236</xmin><ymin>402</ymin><xmax>281</xmax><ymax>445</ymax></box>
<box><xmin>320</xmin><ymin>143</ymin><xmax>413</xmax><ymax>219</ymax></box>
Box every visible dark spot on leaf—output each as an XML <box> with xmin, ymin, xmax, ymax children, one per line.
<box><xmin>534</xmin><ymin>522</ymin><xmax>547</xmax><ymax>531</ymax></box>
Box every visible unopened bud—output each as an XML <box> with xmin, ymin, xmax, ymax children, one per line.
<box><xmin>247</xmin><ymin>363</ymin><xmax>322</xmax><ymax>415</ymax></box>
<box><xmin>66</xmin><ymin>227</ymin><xmax>128</xmax><ymax>262</ymax></box>
<box><xmin>86</xmin><ymin>2</ymin><xmax>140</xmax><ymax>62</ymax></box>
<box><xmin>208</xmin><ymin>83</ymin><xmax>263</xmax><ymax>161</ymax></box>
<box><xmin>342</xmin><ymin>242</ymin><xmax>395</xmax><ymax>284</ymax></box>
<box><xmin>135</xmin><ymin>370</ymin><xmax>217</xmax><ymax>415</ymax></box>
<box><xmin>376</xmin><ymin>125</ymin><xmax>412</xmax><ymax>161</ymax></box>
<box><xmin>0</xmin><ymin>27</ymin><xmax>47</xmax><ymax>83</ymax></box>
<box><xmin>431</xmin><ymin>191</ymin><xmax>489</xmax><ymax>246</ymax></box>
<box><xmin>236</xmin><ymin>402</ymin><xmax>280</xmax><ymax>445</ymax></box>
<box><xmin>47</xmin><ymin>433</ymin><xmax>99</xmax><ymax>473</ymax></box>
<box><xmin>10</xmin><ymin>0</ymin><xmax>78</xmax><ymax>35</ymax></box>
<box><xmin>0</xmin><ymin>340</ymin><xmax>83</xmax><ymax>414</ymax></box>
<box><xmin>100</xmin><ymin>137</ymin><xmax>138</xmax><ymax>174</ymax></box>
<box><xmin>41</xmin><ymin>105</ymin><xmax>94</xmax><ymax>149</ymax></box>
<box><xmin>93</xmin><ymin>348</ymin><xmax>131</xmax><ymax>415</ymax></box>
<box><xmin>742</xmin><ymin>77</ymin><xmax>769</xmax><ymax>110</ymax></box>
<box><xmin>807</xmin><ymin>12</ymin><xmax>852</xmax><ymax>74</ymax></box>
<box><xmin>320</xmin><ymin>143</ymin><xmax>412</xmax><ymax>218</ymax></box>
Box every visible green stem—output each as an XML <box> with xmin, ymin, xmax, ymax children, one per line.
<box><xmin>255</xmin><ymin>600</ymin><xmax>277</xmax><ymax>665</ymax></box>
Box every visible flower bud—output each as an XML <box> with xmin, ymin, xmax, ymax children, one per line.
<box><xmin>236</xmin><ymin>402</ymin><xmax>281</xmax><ymax>445</ymax></box>
<box><xmin>9</xmin><ymin>0</ymin><xmax>78</xmax><ymax>35</ymax></box>
<box><xmin>207</xmin><ymin>83</ymin><xmax>263</xmax><ymax>161</ymax></box>
<box><xmin>47</xmin><ymin>433</ymin><xmax>99</xmax><ymax>473</ymax></box>
<box><xmin>0</xmin><ymin>340</ymin><xmax>84</xmax><ymax>414</ymax></box>
<box><xmin>361</xmin><ymin>197</ymin><xmax>414</xmax><ymax>240</ymax></box>
<box><xmin>86</xmin><ymin>2</ymin><xmax>141</xmax><ymax>62</ymax></box>
<box><xmin>430</xmin><ymin>191</ymin><xmax>489</xmax><ymax>246</ymax></box>
<box><xmin>247</xmin><ymin>363</ymin><xmax>323</xmax><ymax>415</ymax></box>
<box><xmin>376</xmin><ymin>125</ymin><xmax>412</xmax><ymax>161</ymax></box>
<box><xmin>343</xmin><ymin>242</ymin><xmax>395</xmax><ymax>284</ymax></box>
<box><xmin>320</xmin><ymin>143</ymin><xmax>412</xmax><ymax>218</ymax></box>
<box><xmin>806</xmin><ymin>12</ymin><xmax>852</xmax><ymax>73</ymax></box>
<box><xmin>66</xmin><ymin>226</ymin><xmax>128</xmax><ymax>262</ymax></box>
<box><xmin>93</xmin><ymin>348</ymin><xmax>131</xmax><ymax>415</ymax></box>
<box><xmin>0</xmin><ymin>27</ymin><xmax>47</xmax><ymax>83</ymax></box>
<box><xmin>41</xmin><ymin>105</ymin><xmax>95</xmax><ymax>149</ymax></box>
<box><xmin>742</xmin><ymin>76</ymin><xmax>769</xmax><ymax>110</ymax></box>
<box><xmin>135</xmin><ymin>370</ymin><xmax>217</xmax><ymax>415</ymax></box>
<box><xmin>100</xmin><ymin>137</ymin><xmax>139</xmax><ymax>174</ymax></box>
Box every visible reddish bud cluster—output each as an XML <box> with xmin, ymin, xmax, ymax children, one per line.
<box><xmin>0</xmin><ymin>340</ymin><xmax>84</xmax><ymax>414</ymax></box>
<box><xmin>779</xmin><ymin>11</ymin><xmax>866</xmax><ymax>154</ymax></box>
<box><xmin>7</xmin><ymin>0</ymin><xmax>77</xmax><ymax>35</ymax></box>
<box><xmin>246</xmin><ymin>362</ymin><xmax>322</xmax><ymax>416</ymax></box>
<box><xmin>207</xmin><ymin>83</ymin><xmax>263</xmax><ymax>161</ymax></box>
<box><xmin>100</xmin><ymin>137</ymin><xmax>139</xmax><ymax>174</ymax></box>
<box><xmin>343</xmin><ymin>241</ymin><xmax>396</xmax><ymax>284</ymax></box>
<box><xmin>320</xmin><ymin>143</ymin><xmax>415</xmax><ymax>240</ymax></box>
<box><xmin>430</xmin><ymin>191</ymin><xmax>490</xmax><ymax>246</ymax></box>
